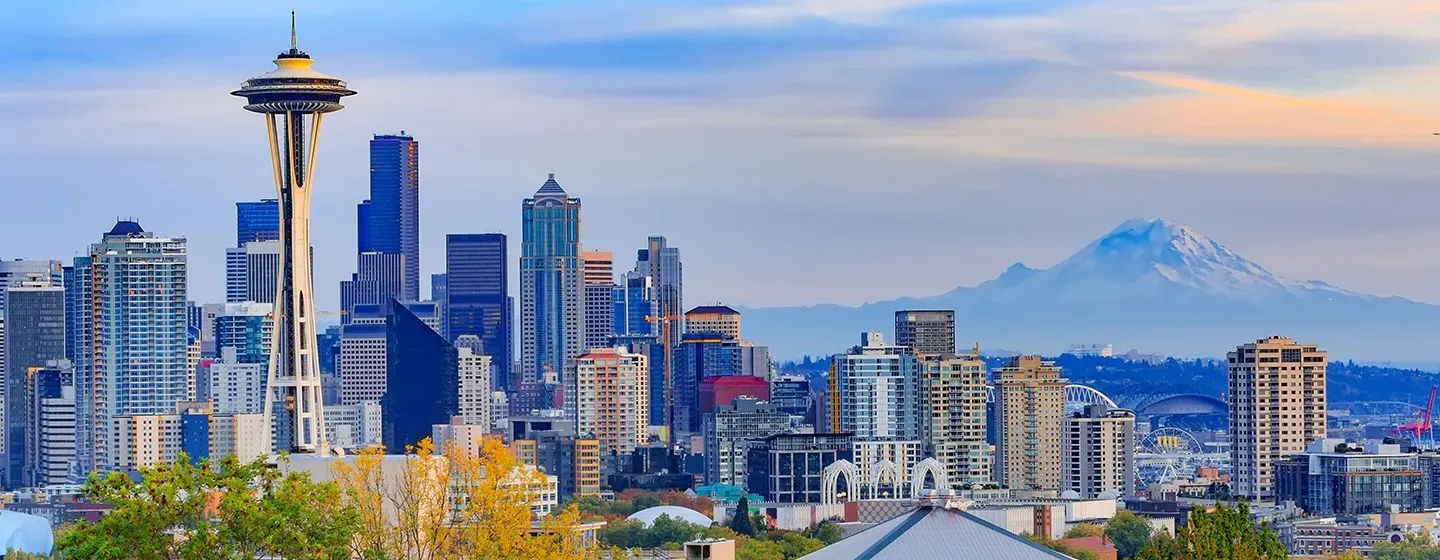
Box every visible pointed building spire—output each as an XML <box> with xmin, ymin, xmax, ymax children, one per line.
<box><xmin>290</xmin><ymin>10</ymin><xmax>298</xmax><ymax>50</ymax></box>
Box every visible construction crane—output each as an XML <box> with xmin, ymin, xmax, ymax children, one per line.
<box><xmin>1396</xmin><ymin>385</ymin><xmax>1437</xmax><ymax>450</ymax></box>
<box><xmin>645</xmin><ymin>312</ymin><xmax>684</xmax><ymax>447</ymax></box>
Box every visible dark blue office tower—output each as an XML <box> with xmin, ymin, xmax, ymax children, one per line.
<box><xmin>235</xmin><ymin>199</ymin><xmax>280</xmax><ymax>245</ymax></box>
<box><xmin>359</xmin><ymin>134</ymin><xmax>420</xmax><ymax>301</ymax></box>
<box><xmin>445</xmin><ymin>233</ymin><xmax>510</xmax><ymax>391</ymax></box>
<box><xmin>382</xmin><ymin>301</ymin><xmax>456</xmax><ymax>450</ymax></box>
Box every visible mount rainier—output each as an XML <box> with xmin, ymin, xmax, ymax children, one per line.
<box><xmin>739</xmin><ymin>218</ymin><xmax>1439</xmax><ymax>361</ymax></box>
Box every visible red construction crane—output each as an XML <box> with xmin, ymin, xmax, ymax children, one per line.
<box><xmin>1397</xmin><ymin>385</ymin><xmax>1437</xmax><ymax>445</ymax></box>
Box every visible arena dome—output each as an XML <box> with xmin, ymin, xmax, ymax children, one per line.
<box><xmin>626</xmin><ymin>505</ymin><xmax>713</xmax><ymax>527</ymax></box>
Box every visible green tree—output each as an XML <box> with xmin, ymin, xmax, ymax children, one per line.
<box><xmin>774</xmin><ymin>532</ymin><xmax>825</xmax><ymax>559</ymax></box>
<box><xmin>730</xmin><ymin>496</ymin><xmax>757</xmax><ymax>537</ymax></box>
<box><xmin>1105</xmin><ymin>510</ymin><xmax>1155</xmax><ymax>559</ymax></box>
<box><xmin>1373</xmin><ymin>533</ymin><xmax>1440</xmax><ymax>560</ymax></box>
<box><xmin>57</xmin><ymin>454</ymin><xmax>360</xmax><ymax>560</ymax></box>
<box><xmin>1175</xmin><ymin>503</ymin><xmax>1285</xmax><ymax>560</ymax></box>
<box><xmin>737</xmin><ymin>538</ymin><xmax>785</xmax><ymax>560</ymax></box>
<box><xmin>802</xmin><ymin>521</ymin><xmax>844</xmax><ymax>544</ymax></box>
<box><xmin>1066</xmin><ymin>523</ymin><xmax>1106</xmax><ymax>539</ymax></box>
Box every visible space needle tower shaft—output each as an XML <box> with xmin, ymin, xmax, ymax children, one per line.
<box><xmin>232</xmin><ymin>13</ymin><xmax>355</xmax><ymax>454</ymax></box>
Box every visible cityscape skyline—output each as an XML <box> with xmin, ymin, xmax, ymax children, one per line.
<box><xmin>4</xmin><ymin>2</ymin><xmax>1440</xmax><ymax>317</ymax></box>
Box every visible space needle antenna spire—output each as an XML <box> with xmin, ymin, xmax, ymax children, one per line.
<box><xmin>290</xmin><ymin>10</ymin><xmax>297</xmax><ymax>51</ymax></box>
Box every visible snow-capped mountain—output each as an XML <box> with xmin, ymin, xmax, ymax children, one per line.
<box><xmin>741</xmin><ymin>218</ymin><xmax>1438</xmax><ymax>361</ymax></box>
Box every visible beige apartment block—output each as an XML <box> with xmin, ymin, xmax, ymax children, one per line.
<box><xmin>1228</xmin><ymin>336</ymin><xmax>1327</xmax><ymax>500</ymax></box>
<box><xmin>995</xmin><ymin>355</ymin><xmax>1067</xmax><ymax>492</ymax></box>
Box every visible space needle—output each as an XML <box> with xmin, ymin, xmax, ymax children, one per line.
<box><xmin>232</xmin><ymin>13</ymin><xmax>355</xmax><ymax>454</ymax></box>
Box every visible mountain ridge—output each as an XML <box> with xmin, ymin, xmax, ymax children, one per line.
<box><xmin>738</xmin><ymin>218</ymin><xmax>1440</xmax><ymax>361</ymax></box>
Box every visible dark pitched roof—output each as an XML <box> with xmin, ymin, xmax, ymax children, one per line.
<box><xmin>107</xmin><ymin>220</ymin><xmax>146</xmax><ymax>237</ymax></box>
<box><xmin>686</xmin><ymin>305</ymin><xmax>739</xmax><ymax>316</ymax></box>
<box><xmin>535</xmin><ymin>173</ymin><xmax>566</xmax><ymax>196</ymax></box>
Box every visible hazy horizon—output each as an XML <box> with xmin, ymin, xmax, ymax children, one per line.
<box><xmin>5</xmin><ymin>1</ymin><xmax>1440</xmax><ymax>313</ymax></box>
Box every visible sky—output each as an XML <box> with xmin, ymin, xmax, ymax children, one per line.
<box><xmin>3</xmin><ymin>0</ymin><xmax>1440</xmax><ymax>311</ymax></box>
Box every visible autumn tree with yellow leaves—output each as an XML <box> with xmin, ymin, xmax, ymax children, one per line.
<box><xmin>330</xmin><ymin>436</ymin><xmax>601</xmax><ymax>560</ymax></box>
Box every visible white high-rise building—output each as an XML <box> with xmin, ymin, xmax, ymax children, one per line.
<box><xmin>831</xmin><ymin>332</ymin><xmax>920</xmax><ymax>442</ymax></box>
<box><xmin>1228</xmin><ymin>336</ymin><xmax>1327</xmax><ymax>500</ymax></box>
<box><xmin>27</xmin><ymin>360</ymin><xmax>75</xmax><ymax>487</ymax></box>
<box><xmin>456</xmin><ymin>336</ymin><xmax>493</xmax><ymax>429</ymax></box>
<box><xmin>74</xmin><ymin>221</ymin><xmax>189</xmax><ymax>474</ymax></box>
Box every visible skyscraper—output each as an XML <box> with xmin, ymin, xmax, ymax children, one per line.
<box><xmin>74</xmin><ymin>221</ymin><xmax>189</xmax><ymax>474</ymax></box>
<box><xmin>612</xmin><ymin>271</ymin><xmax>653</xmax><ymax>337</ymax></box>
<box><xmin>521</xmin><ymin>174</ymin><xmax>582</xmax><ymax>385</ymax></box>
<box><xmin>919</xmin><ymin>349</ymin><xmax>990</xmax><ymax>486</ymax></box>
<box><xmin>3</xmin><ymin>277</ymin><xmax>65</xmax><ymax>486</ymax></box>
<box><xmin>446</xmin><ymin>233</ymin><xmax>510</xmax><ymax>390</ymax></box>
<box><xmin>340</xmin><ymin>251</ymin><xmax>404</xmax><ymax>322</ymax></box>
<box><xmin>0</xmin><ymin>260</ymin><xmax>63</xmax><ymax>316</ymax></box>
<box><xmin>630</xmin><ymin>236</ymin><xmax>682</xmax><ymax>345</ymax></box>
<box><xmin>832</xmin><ymin>332</ymin><xmax>920</xmax><ymax>442</ymax></box>
<box><xmin>994</xmin><ymin>355</ymin><xmax>1066</xmax><ymax>492</ymax></box>
<box><xmin>703</xmin><ymin>396</ymin><xmax>789</xmax><ymax>487</ymax></box>
<box><xmin>383</xmin><ymin>301</ymin><xmax>456</xmax><ymax>450</ymax></box>
<box><xmin>1228</xmin><ymin>336</ymin><xmax>1327</xmax><ymax>500</ymax></box>
<box><xmin>672</xmin><ymin>332</ymin><xmax>742</xmax><ymax>436</ymax></box>
<box><xmin>895</xmin><ymin>310</ymin><xmax>955</xmax><ymax>356</ymax></box>
<box><xmin>581</xmin><ymin>251</ymin><xmax>614</xmax><ymax>353</ymax></box>
<box><xmin>232</xmin><ymin>20</ymin><xmax>354</xmax><ymax>454</ymax></box>
<box><xmin>359</xmin><ymin>133</ymin><xmax>420</xmax><ymax>301</ymax></box>
<box><xmin>225</xmin><ymin>240</ymin><xmax>280</xmax><ymax>304</ymax></box>
<box><xmin>236</xmin><ymin>199</ymin><xmax>280</xmax><ymax>245</ymax></box>
<box><xmin>338</xmin><ymin>304</ymin><xmax>387</xmax><ymax>406</ymax></box>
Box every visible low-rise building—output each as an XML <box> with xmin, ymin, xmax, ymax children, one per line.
<box><xmin>1275</xmin><ymin>439</ymin><xmax>1424</xmax><ymax>515</ymax></box>
<box><xmin>746</xmin><ymin>432</ymin><xmax>854</xmax><ymax>504</ymax></box>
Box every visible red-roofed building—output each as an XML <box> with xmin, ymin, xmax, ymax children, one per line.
<box><xmin>699</xmin><ymin>376</ymin><xmax>769</xmax><ymax>415</ymax></box>
<box><xmin>1058</xmin><ymin>536</ymin><xmax>1118</xmax><ymax>560</ymax></box>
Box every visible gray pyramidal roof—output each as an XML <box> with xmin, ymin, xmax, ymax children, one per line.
<box><xmin>799</xmin><ymin>505</ymin><xmax>1075</xmax><ymax>560</ymax></box>
<box><xmin>535</xmin><ymin>173</ymin><xmax>566</xmax><ymax>196</ymax></box>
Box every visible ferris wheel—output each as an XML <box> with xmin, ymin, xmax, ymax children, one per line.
<box><xmin>1137</xmin><ymin>427</ymin><xmax>1209</xmax><ymax>484</ymax></box>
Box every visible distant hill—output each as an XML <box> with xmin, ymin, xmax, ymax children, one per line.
<box><xmin>743</xmin><ymin>218</ymin><xmax>1440</xmax><ymax>361</ymax></box>
<box><xmin>776</xmin><ymin>354</ymin><xmax>1440</xmax><ymax>404</ymax></box>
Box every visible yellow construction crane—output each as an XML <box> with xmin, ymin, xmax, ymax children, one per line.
<box><xmin>645</xmin><ymin>312</ymin><xmax>684</xmax><ymax>447</ymax></box>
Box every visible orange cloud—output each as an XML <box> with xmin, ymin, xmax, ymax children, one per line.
<box><xmin>1097</xmin><ymin>71</ymin><xmax>1440</xmax><ymax>146</ymax></box>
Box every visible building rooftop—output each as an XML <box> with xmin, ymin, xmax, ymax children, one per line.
<box><xmin>107</xmin><ymin>220</ymin><xmax>146</xmax><ymax>237</ymax></box>
<box><xmin>535</xmin><ymin>173</ymin><xmax>567</xmax><ymax>196</ymax></box>
<box><xmin>800</xmin><ymin>503</ymin><xmax>1074</xmax><ymax>559</ymax></box>
<box><xmin>687</xmin><ymin>305</ymin><xmax>740</xmax><ymax>316</ymax></box>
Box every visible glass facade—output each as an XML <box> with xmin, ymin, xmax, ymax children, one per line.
<box><xmin>235</xmin><ymin>199</ymin><xmax>279</xmax><ymax>245</ymax></box>
<box><xmin>4</xmin><ymin>282</ymin><xmax>65</xmax><ymax>486</ymax></box>
<box><xmin>362</xmin><ymin>134</ymin><xmax>420</xmax><ymax>301</ymax></box>
<box><xmin>1278</xmin><ymin>451</ymin><xmax>1425</xmax><ymax>515</ymax></box>
<box><xmin>382</xmin><ymin>301</ymin><xmax>457</xmax><ymax>450</ymax></box>
<box><xmin>78</xmin><ymin>222</ymin><xmax>189</xmax><ymax>474</ymax></box>
<box><xmin>746</xmin><ymin>433</ymin><xmax>854</xmax><ymax>503</ymax></box>
<box><xmin>446</xmin><ymin>233</ymin><xmax>510</xmax><ymax>391</ymax></box>
<box><xmin>520</xmin><ymin>175</ymin><xmax>582</xmax><ymax>386</ymax></box>
<box><xmin>672</xmin><ymin>333</ymin><xmax>742</xmax><ymax>435</ymax></box>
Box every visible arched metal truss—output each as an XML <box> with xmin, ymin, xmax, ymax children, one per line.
<box><xmin>984</xmin><ymin>384</ymin><xmax>1118</xmax><ymax>414</ymax></box>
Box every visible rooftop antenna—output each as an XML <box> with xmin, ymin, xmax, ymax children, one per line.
<box><xmin>290</xmin><ymin>10</ymin><xmax>297</xmax><ymax>51</ymax></box>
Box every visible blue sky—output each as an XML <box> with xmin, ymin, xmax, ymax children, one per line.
<box><xmin>4</xmin><ymin>0</ymin><xmax>1440</xmax><ymax>312</ymax></box>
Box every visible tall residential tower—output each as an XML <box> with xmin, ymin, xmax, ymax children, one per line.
<box><xmin>232</xmin><ymin>17</ymin><xmax>355</xmax><ymax>453</ymax></box>
<box><xmin>1228</xmin><ymin>336</ymin><xmax>1327</xmax><ymax>500</ymax></box>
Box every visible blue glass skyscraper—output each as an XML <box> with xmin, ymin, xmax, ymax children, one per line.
<box><xmin>446</xmin><ymin>234</ymin><xmax>510</xmax><ymax>391</ymax></box>
<box><xmin>672</xmin><ymin>332</ymin><xmax>741</xmax><ymax>435</ymax></box>
<box><xmin>521</xmin><ymin>174</ymin><xmax>582</xmax><ymax>385</ymax></box>
<box><xmin>235</xmin><ymin>199</ymin><xmax>279</xmax><ymax>245</ymax></box>
<box><xmin>358</xmin><ymin>134</ymin><xmax>420</xmax><ymax>301</ymax></box>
